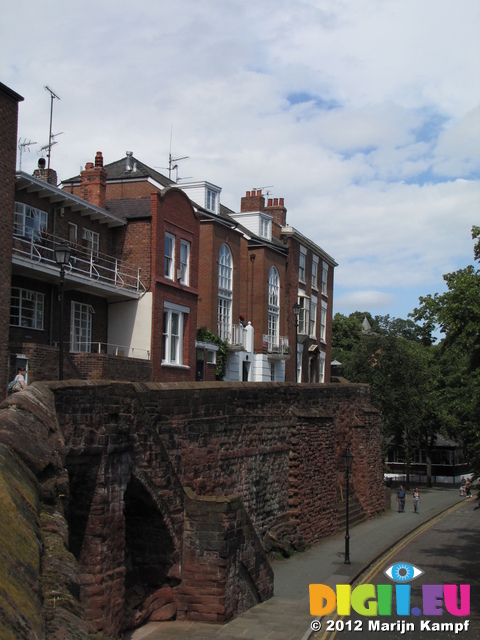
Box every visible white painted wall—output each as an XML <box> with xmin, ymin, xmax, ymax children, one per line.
<box><xmin>107</xmin><ymin>293</ymin><xmax>153</xmax><ymax>359</ymax></box>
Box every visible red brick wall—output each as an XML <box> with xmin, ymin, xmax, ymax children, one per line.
<box><xmin>0</xmin><ymin>85</ymin><xmax>22</xmax><ymax>399</ymax></box>
<box><xmin>150</xmin><ymin>189</ymin><xmax>199</xmax><ymax>381</ymax></box>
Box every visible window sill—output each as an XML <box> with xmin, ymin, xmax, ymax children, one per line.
<box><xmin>161</xmin><ymin>362</ymin><xmax>190</xmax><ymax>370</ymax></box>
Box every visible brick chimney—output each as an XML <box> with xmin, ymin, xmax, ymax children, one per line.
<box><xmin>33</xmin><ymin>157</ymin><xmax>58</xmax><ymax>186</ymax></box>
<box><xmin>80</xmin><ymin>151</ymin><xmax>107</xmax><ymax>208</ymax></box>
<box><xmin>265</xmin><ymin>197</ymin><xmax>287</xmax><ymax>238</ymax></box>
<box><xmin>241</xmin><ymin>189</ymin><xmax>265</xmax><ymax>213</ymax></box>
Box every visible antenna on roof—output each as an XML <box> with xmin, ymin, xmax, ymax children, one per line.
<box><xmin>44</xmin><ymin>85</ymin><xmax>61</xmax><ymax>170</ymax></box>
<box><xmin>252</xmin><ymin>185</ymin><xmax>274</xmax><ymax>195</ymax></box>
<box><xmin>17</xmin><ymin>138</ymin><xmax>37</xmax><ymax>171</ymax></box>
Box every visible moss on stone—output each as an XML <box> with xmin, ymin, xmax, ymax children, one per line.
<box><xmin>0</xmin><ymin>443</ymin><xmax>44</xmax><ymax>640</ymax></box>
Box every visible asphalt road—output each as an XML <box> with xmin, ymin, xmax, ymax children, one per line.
<box><xmin>314</xmin><ymin>499</ymin><xmax>479</xmax><ymax>640</ymax></box>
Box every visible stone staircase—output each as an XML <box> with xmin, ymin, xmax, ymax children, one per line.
<box><xmin>336</xmin><ymin>490</ymin><xmax>366</xmax><ymax>532</ymax></box>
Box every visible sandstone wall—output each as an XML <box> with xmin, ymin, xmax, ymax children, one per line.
<box><xmin>0</xmin><ymin>380</ymin><xmax>384</xmax><ymax>639</ymax></box>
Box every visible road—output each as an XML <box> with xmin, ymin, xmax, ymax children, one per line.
<box><xmin>313</xmin><ymin>499</ymin><xmax>479</xmax><ymax>640</ymax></box>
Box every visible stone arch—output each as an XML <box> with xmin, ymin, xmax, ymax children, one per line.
<box><xmin>123</xmin><ymin>474</ymin><xmax>179</xmax><ymax>628</ymax></box>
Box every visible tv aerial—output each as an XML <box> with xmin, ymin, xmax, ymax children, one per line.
<box><xmin>44</xmin><ymin>85</ymin><xmax>61</xmax><ymax>170</ymax></box>
<box><xmin>17</xmin><ymin>138</ymin><xmax>37</xmax><ymax>171</ymax></box>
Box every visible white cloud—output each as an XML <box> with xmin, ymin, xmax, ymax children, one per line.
<box><xmin>2</xmin><ymin>0</ymin><xmax>480</xmax><ymax>320</ymax></box>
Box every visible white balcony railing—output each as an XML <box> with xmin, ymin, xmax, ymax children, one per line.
<box><xmin>13</xmin><ymin>230</ymin><xmax>145</xmax><ymax>296</ymax></box>
<box><xmin>218</xmin><ymin>322</ymin><xmax>247</xmax><ymax>348</ymax></box>
<box><xmin>263</xmin><ymin>334</ymin><xmax>289</xmax><ymax>354</ymax></box>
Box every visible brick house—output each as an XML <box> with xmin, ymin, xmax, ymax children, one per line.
<box><xmin>64</xmin><ymin>153</ymin><xmax>337</xmax><ymax>384</ymax></box>
<box><xmin>229</xmin><ymin>190</ymin><xmax>337</xmax><ymax>383</ymax></box>
<box><xmin>10</xmin><ymin>157</ymin><xmax>153</xmax><ymax>383</ymax></box>
<box><xmin>62</xmin><ymin>153</ymin><xmax>200</xmax><ymax>382</ymax></box>
<box><xmin>0</xmin><ymin>83</ymin><xmax>23</xmax><ymax>399</ymax></box>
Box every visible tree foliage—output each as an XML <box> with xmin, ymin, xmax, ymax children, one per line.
<box><xmin>410</xmin><ymin>226</ymin><xmax>480</xmax><ymax>476</ymax></box>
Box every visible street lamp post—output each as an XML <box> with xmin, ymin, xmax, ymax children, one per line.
<box><xmin>292</xmin><ymin>302</ymin><xmax>300</xmax><ymax>382</ymax></box>
<box><xmin>54</xmin><ymin>243</ymin><xmax>71</xmax><ymax>380</ymax></box>
<box><xmin>342</xmin><ymin>447</ymin><xmax>354</xmax><ymax>564</ymax></box>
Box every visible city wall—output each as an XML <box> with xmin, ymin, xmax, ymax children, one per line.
<box><xmin>0</xmin><ymin>381</ymin><xmax>384</xmax><ymax>639</ymax></box>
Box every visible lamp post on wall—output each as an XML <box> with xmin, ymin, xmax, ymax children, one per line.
<box><xmin>292</xmin><ymin>302</ymin><xmax>300</xmax><ymax>382</ymax></box>
<box><xmin>342</xmin><ymin>447</ymin><xmax>354</xmax><ymax>564</ymax></box>
<box><xmin>54</xmin><ymin>242</ymin><xmax>71</xmax><ymax>380</ymax></box>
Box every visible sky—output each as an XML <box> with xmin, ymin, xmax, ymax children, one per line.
<box><xmin>2</xmin><ymin>0</ymin><xmax>479</xmax><ymax>321</ymax></box>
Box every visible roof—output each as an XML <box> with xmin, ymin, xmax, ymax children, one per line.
<box><xmin>281</xmin><ymin>225</ymin><xmax>338</xmax><ymax>267</ymax></box>
<box><xmin>106</xmin><ymin>197</ymin><xmax>152</xmax><ymax>220</ymax></box>
<box><xmin>0</xmin><ymin>82</ymin><xmax>24</xmax><ymax>103</ymax></box>
<box><xmin>63</xmin><ymin>154</ymin><xmax>175</xmax><ymax>189</ymax></box>
<box><xmin>16</xmin><ymin>172</ymin><xmax>126</xmax><ymax>227</ymax></box>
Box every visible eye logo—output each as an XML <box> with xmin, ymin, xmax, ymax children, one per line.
<box><xmin>384</xmin><ymin>562</ymin><xmax>424</xmax><ymax>583</ymax></box>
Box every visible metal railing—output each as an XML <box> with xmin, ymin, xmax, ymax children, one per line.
<box><xmin>54</xmin><ymin>341</ymin><xmax>151</xmax><ymax>360</ymax></box>
<box><xmin>218</xmin><ymin>322</ymin><xmax>247</xmax><ymax>348</ymax></box>
<box><xmin>263</xmin><ymin>334</ymin><xmax>289</xmax><ymax>354</ymax></box>
<box><xmin>13</xmin><ymin>229</ymin><xmax>145</xmax><ymax>296</ymax></box>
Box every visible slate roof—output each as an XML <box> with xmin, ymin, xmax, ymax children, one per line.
<box><xmin>63</xmin><ymin>155</ymin><xmax>175</xmax><ymax>189</ymax></box>
<box><xmin>106</xmin><ymin>197</ymin><xmax>152</xmax><ymax>220</ymax></box>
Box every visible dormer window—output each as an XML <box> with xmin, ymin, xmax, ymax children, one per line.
<box><xmin>259</xmin><ymin>215</ymin><xmax>272</xmax><ymax>240</ymax></box>
<box><xmin>206</xmin><ymin>189</ymin><xmax>217</xmax><ymax>213</ymax></box>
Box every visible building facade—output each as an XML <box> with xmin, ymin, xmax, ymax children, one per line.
<box><xmin>0</xmin><ymin>83</ymin><xmax>23</xmax><ymax>400</ymax></box>
<box><xmin>3</xmin><ymin>100</ymin><xmax>336</xmax><ymax>387</ymax></box>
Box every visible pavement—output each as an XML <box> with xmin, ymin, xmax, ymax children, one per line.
<box><xmin>127</xmin><ymin>486</ymin><xmax>468</xmax><ymax>640</ymax></box>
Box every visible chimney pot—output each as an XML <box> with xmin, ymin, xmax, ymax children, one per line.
<box><xmin>246</xmin><ymin>191</ymin><xmax>250</xmax><ymax>197</ymax></box>
<box><xmin>257</xmin><ymin>190</ymin><xmax>262</xmax><ymax>196</ymax></box>
<box><xmin>268</xmin><ymin>198</ymin><xmax>273</xmax><ymax>206</ymax></box>
<box><xmin>85</xmin><ymin>162</ymin><xmax>94</xmax><ymax>170</ymax></box>
<box><xmin>274</xmin><ymin>198</ymin><xmax>279</xmax><ymax>206</ymax></box>
<box><xmin>279</xmin><ymin>198</ymin><xmax>284</xmax><ymax>206</ymax></box>
<box><xmin>95</xmin><ymin>151</ymin><xmax>104</xmax><ymax>167</ymax></box>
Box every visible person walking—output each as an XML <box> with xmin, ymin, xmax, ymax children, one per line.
<box><xmin>460</xmin><ymin>476</ymin><xmax>466</xmax><ymax>497</ymax></box>
<box><xmin>412</xmin><ymin>487</ymin><xmax>421</xmax><ymax>513</ymax></box>
<box><xmin>465</xmin><ymin>478</ymin><xmax>472</xmax><ymax>498</ymax></box>
<box><xmin>397</xmin><ymin>485</ymin><xmax>406</xmax><ymax>512</ymax></box>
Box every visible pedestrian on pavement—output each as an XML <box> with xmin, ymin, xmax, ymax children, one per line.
<box><xmin>397</xmin><ymin>485</ymin><xmax>406</xmax><ymax>512</ymax></box>
<box><xmin>412</xmin><ymin>487</ymin><xmax>421</xmax><ymax>513</ymax></box>
<box><xmin>460</xmin><ymin>476</ymin><xmax>466</xmax><ymax>496</ymax></box>
<box><xmin>465</xmin><ymin>478</ymin><xmax>472</xmax><ymax>498</ymax></box>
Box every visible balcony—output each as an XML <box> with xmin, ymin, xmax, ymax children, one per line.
<box><xmin>12</xmin><ymin>229</ymin><xmax>145</xmax><ymax>301</ymax></box>
<box><xmin>263</xmin><ymin>335</ymin><xmax>289</xmax><ymax>356</ymax></box>
<box><xmin>218</xmin><ymin>322</ymin><xmax>247</xmax><ymax>350</ymax></box>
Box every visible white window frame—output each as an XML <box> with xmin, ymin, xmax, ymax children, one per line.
<box><xmin>312</xmin><ymin>255</ymin><xmax>319</xmax><ymax>290</ymax></box>
<box><xmin>260</xmin><ymin>215</ymin><xmax>272</xmax><ymax>240</ymax></box>
<box><xmin>71</xmin><ymin>302</ymin><xmax>93</xmax><ymax>353</ymax></box>
<box><xmin>162</xmin><ymin>301</ymin><xmax>190</xmax><ymax>366</ymax></box>
<box><xmin>299</xmin><ymin>245</ymin><xmax>307</xmax><ymax>283</ymax></box>
<box><xmin>322</xmin><ymin>262</ymin><xmax>329</xmax><ymax>296</ymax></box>
<box><xmin>320</xmin><ymin>302</ymin><xmax>327</xmax><ymax>342</ymax></box>
<box><xmin>14</xmin><ymin>202</ymin><xmax>48</xmax><ymax>240</ymax></box>
<box><xmin>179</xmin><ymin>239</ymin><xmax>190</xmax><ymax>285</ymax></box>
<box><xmin>10</xmin><ymin>288</ymin><xmax>44</xmax><ymax>330</ymax></box>
<box><xmin>298</xmin><ymin>294</ymin><xmax>309</xmax><ymax>335</ymax></box>
<box><xmin>164</xmin><ymin>232</ymin><xmax>175</xmax><ymax>280</ymax></box>
<box><xmin>310</xmin><ymin>295</ymin><xmax>318</xmax><ymax>338</ymax></box>
<box><xmin>82</xmin><ymin>228</ymin><xmax>100</xmax><ymax>256</ymax></box>
<box><xmin>319</xmin><ymin>352</ymin><xmax>326</xmax><ymax>384</ymax></box>
<box><xmin>268</xmin><ymin>266</ymin><xmax>280</xmax><ymax>346</ymax></box>
<box><xmin>206</xmin><ymin>189</ymin><xmax>217</xmax><ymax>213</ymax></box>
<box><xmin>218</xmin><ymin>244</ymin><xmax>233</xmax><ymax>341</ymax></box>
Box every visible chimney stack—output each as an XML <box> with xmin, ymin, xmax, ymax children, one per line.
<box><xmin>80</xmin><ymin>151</ymin><xmax>107</xmax><ymax>208</ymax></box>
<box><xmin>240</xmin><ymin>189</ymin><xmax>265</xmax><ymax>213</ymax></box>
<box><xmin>33</xmin><ymin>157</ymin><xmax>58</xmax><ymax>186</ymax></box>
<box><xmin>265</xmin><ymin>196</ymin><xmax>287</xmax><ymax>238</ymax></box>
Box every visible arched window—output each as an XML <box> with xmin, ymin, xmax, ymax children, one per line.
<box><xmin>268</xmin><ymin>266</ymin><xmax>280</xmax><ymax>348</ymax></box>
<box><xmin>218</xmin><ymin>244</ymin><xmax>233</xmax><ymax>341</ymax></box>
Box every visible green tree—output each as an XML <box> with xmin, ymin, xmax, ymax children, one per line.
<box><xmin>411</xmin><ymin>227</ymin><xmax>480</xmax><ymax>476</ymax></box>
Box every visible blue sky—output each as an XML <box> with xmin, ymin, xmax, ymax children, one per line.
<box><xmin>1</xmin><ymin>0</ymin><xmax>479</xmax><ymax>322</ymax></box>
